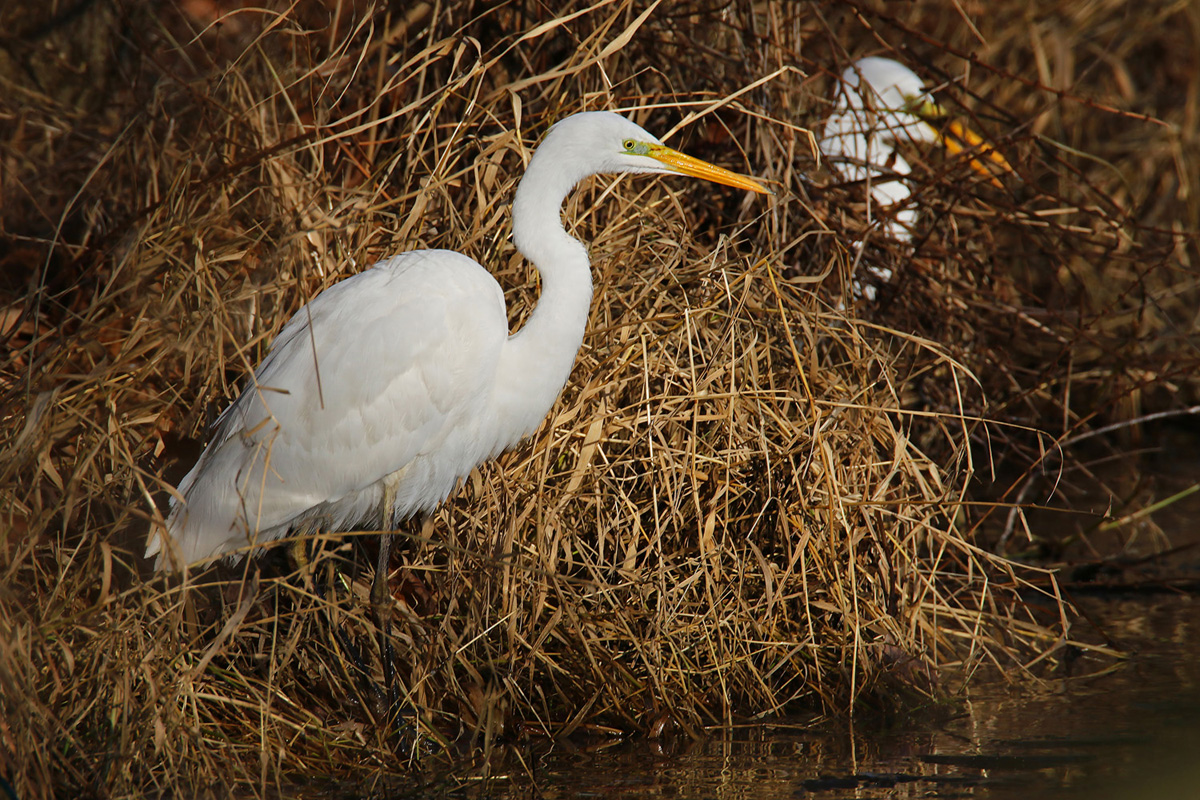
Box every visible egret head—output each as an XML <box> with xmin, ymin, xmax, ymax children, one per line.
<box><xmin>837</xmin><ymin>57</ymin><xmax>943</xmax><ymax>144</ymax></box>
<box><xmin>536</xmin><ymin>111</ymin><xmax>770</xmax><ymax>194</ymax></box>
<box><xmin>512</xmin><ymin>110</ymin><xmax>768</xmax><ymax>270</ymax></box>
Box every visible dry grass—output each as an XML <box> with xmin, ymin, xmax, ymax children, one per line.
<box><xmin>1</xmin><ymin>0</ymin><xmax>1196</xmax><ymax>796</ymax></box>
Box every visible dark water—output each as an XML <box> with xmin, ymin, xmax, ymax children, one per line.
<box><xmin>476</xmin><ymin>595</ymin><xmax>1199</xmax><ymax>800</ymax></box>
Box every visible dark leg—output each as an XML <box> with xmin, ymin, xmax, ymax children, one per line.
<box><xmin>371</xmin><ymin>530</ymin><xmax>400</xmax><ymax>725</ymax></box>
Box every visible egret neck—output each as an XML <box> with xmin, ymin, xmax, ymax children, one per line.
<box><xmin>498</xmin><ymin>133</ymin><xmax>597</xmax><ymax>440</ymax></box>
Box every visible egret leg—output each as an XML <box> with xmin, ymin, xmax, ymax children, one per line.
<box><xmin>373</xmin><ymin>484</ymin><xmax>400</xmax><ymax>725</ymax></box>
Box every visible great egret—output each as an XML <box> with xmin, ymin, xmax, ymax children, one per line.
<box><xmin>821</xmin><ymin>56</ymin><xmax>1011</xmax><ymax>248</ymax></box>
<box><xmin>147</xmin><ymin>111</ymin><xmax>768</xmax><ymax>664</ymax></box>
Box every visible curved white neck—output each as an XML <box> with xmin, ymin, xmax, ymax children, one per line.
<box><xmin>492</xmin><ymin>144</ymin><xmax>595</xmax><ymax>439</ymax></box>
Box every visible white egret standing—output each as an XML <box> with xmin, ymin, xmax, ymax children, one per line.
<box><xmin>147</xmin><ymin>111</ymin><xmax>768</xmax><ymax>696</ymax></box>
<box><xmin>820</xmin><ymin>57</ymin><xmax>1011</xmax><ymax>294</ymax></box>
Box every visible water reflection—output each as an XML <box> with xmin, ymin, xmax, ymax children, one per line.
<box><xmin>472</xmin><ymin>596</ymin><xmax>1199</xmax><ymax>800</ymax></box>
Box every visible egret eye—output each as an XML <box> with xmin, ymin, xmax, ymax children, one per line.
<box><xmin>622</xmin><ymin>139</ymin><xmax>636</xmax><ymax>151</ymax></box>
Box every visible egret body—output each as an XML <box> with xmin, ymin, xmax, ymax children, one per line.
<box><xmin>821</xmin><ymin>57</ymin><xmax>937</xmax><ymax>241</ymax></box>
<box><xmin>148</xmin><ymin>111</ymin><xmax>768</xmax><ymax>575</ymax></box>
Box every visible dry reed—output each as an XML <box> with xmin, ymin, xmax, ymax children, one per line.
<box><xmin>1</xmin><ymin>0</ymin><xmax>1196</xmax><ymax>797</ymax></box>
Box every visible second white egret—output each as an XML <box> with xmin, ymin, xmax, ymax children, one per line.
<box><xmin>821</xmin><ymin>56</ymin><xmax>1011</xmax><ymax>244</ymax></box>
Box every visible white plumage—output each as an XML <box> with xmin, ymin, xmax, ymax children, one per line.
<box><xmin>149</xmin><ymin>110</ymin><xmax>768</xmax><ymax>571</ymax></box>
<box><xmin>820</xmin><ymin>56</ymin><xmax>942</xmax><ymax>243</ymax></box>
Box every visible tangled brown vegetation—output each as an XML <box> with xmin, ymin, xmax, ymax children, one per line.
<box><xmin>1</xmin><ymin>0</ymin><xmax>1196</xmax><ymax>796</ymax></box>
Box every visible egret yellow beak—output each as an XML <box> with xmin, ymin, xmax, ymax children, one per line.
<box><xmin>940</xmin><ymin>121</ymin><xmax>1014</xmax><ymax>188</ymax></box>
<box><xmin>913</xmin><ymin>99</ymin><xmax>1013</xmax><ymax>189</ymax></box>
<box><xmin>648</xmin><ymin>144</ymin><xmax>773</xmax><ymax>195</ymax></box>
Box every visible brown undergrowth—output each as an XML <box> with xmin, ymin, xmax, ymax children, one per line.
<box><xmin>1</xmin><ymin>0</ymin><xmax>1195</xmax><ymax>797</ymax></box>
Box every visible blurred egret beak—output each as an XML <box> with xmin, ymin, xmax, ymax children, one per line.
<box><xmin>914</xmin><ymin>99</ymin><xmax>1013</xmax><ymax>188</ymax></box>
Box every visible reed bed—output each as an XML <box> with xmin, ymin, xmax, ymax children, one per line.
<box><xmin>1</xmin><ymin>0</ymin><xmax>1196</xmax><ymax>796</ymax></box>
